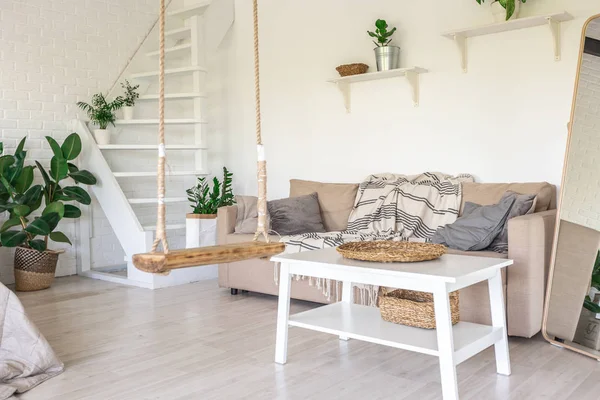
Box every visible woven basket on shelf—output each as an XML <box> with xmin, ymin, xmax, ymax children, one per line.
<box><xmin>14</xmin><ymin>247</ymin><xmax>60</xmax><ymax>292</ymax></box>
<box><xmin>337</xmin><ymin>241</ymin><xmax>446</xmax><ymax>263</ymax></box>
<box><xmin>378</xmin><ymin>288</ymin><xmax>460</xmax><ymax>329</ymax></box>
<box><xmin>336</xmin><ymin>63</ymin><xmax>369</xmax><ymax>77</ymax></box>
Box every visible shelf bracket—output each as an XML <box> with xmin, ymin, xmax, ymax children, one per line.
<box><xmin>405</xmin><ymin>70</ymin><xmax>420</xmax><ymax>107</ymax></box>
<box><xmin>547</xmin><ymin>17</ymin><xmax>561</xmax><ymax>61</ymax></box>
<box><xmin>336</xmin><ymin>82</ymin><xmax>351</xmax><ymax>113</ymax></box>
<box><xmin>453</xmin><ymin>34</ymin><xmax>468</xmax><ymax>73</ymax></box>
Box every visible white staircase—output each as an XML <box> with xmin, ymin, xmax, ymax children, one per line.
<box><xmin>73</xmin><ymin>0</ymin><xmax>234</xmax><ymax>288</ymax></box>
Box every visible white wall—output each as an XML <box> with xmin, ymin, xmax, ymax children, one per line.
<box><xmin>216</xmin><ymin>0</ymin><xmax>600</xmax><ymax>200</ymax></box>
<box><xmin>0</xmin><ymin>0</ymin><xmax>158</xmax><ymax>283</ymax></box>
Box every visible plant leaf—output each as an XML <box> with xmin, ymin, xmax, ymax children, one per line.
<box><xmin>35</xmin><ymin>161</ymin><xmax>52</xmax><ymax>187</ymax></box>
<box><xmin>62</xmin><ymin>186</ymin><xmax>91</xmax><ymax>205</ymax></box>
<box><xmin>1</xmin><ymin>217</ymin><xmax>22</xmax><ymax>233</ymax></box>
<box><xmin>67</xmin><ymin>163</ymin><xmax>79</xmax><ymax>173</ymax></box>
<box><xmin>0</xmin><ymin>155</ymin><xmax>15</xmax><ymax>175</ymax></box>
<box><xmin>63</xmin><ymin>204</ymin><xmax>81</xmax><ymax>218</ymax></box>
<box><xmin>69</xmin><ymin>170</ymin><xmax>97</xmax><ymax>185</ymax></box>
<box><xmin>50</xmin><ymin>231</ymin><xmax>71</xmax><ymax>245</ymax></box>
<box><xmin>61</xmin><ymin>133</ymin><xmax>82</xmax><ymax>160</ymax></box>
<box><xmin>40</xmin><ymin>212</ymin><xmax>61</xmax><ymax>231</ymax></box>
<box><xmin>20</xmin><ymin>184</ymin><xmax>43</xmax><ymax>209</ymax></box>
<box><xmin>28</xmin><ymin>239</ymin><xmax>46</xmax><ymax>252</ymax></box>
<box><xmin>50</xmin><ymin>156</ymin><xmax>68</xmax><ymax>182</ymax></box>
<box><xmin>43</xmin><ymin>202</ymin><xmax>65</xmax><ymax>218</ymax></box>
<box><xmin>25</xmin><ymin>218</ymin><xmax>50</xmax><ymax>236</ymax></box>
<box><xmin>13</xmin><ymin>205</ymin><xmax>30</xmax><ymax>217</ymax></box>
<box><xmin>14</xmin><ymin>165</ymin><xmax>34</xmax><ymax>193</ymax></box>
<box><xmin>0</xmin><ymin>230</ymin><xmax>27</xmax><ymax>247</ymax></box>
<box><xmin>15</xmin><ymin>137</ymin><xmax>26</xmax><ymax>154</ymax></box>
<box><xmin>46</xmin><ymin>136</ymin><xmax>64</xmax><ymax>159</ymax></box>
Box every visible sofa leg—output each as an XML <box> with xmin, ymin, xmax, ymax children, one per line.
<box><xmin>231</xmin><ymin>288</ymin><xmax>239</xmax><ymax>295</ymax></box>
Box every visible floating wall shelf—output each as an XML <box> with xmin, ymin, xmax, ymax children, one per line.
<box><xmin>442</xmin><ymin>11</ymin><xmax>573</xmax><ymax>72</ymax></box>
<box><xmin>328</xmin><ymin>67</ymin><xmax>428</xmax><ymax>112</ymax></box>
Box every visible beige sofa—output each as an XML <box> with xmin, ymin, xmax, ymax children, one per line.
<box><xmin>217</xmin><ymin>179</ymin><xmax>557</xmax><ymax>338</ymax></box>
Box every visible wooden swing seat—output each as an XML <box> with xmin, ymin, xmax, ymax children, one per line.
<box><xmin>132</xmin><ymin>241</ymin><xmax>285</xmax><ymax>274</ymax></box>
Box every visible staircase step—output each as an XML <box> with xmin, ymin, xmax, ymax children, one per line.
<box><xmin>128</xmin><ymin>197</ymin><xmax>188</xmax><ymax>204</ymax></box>
<box><xmin>168</xmin><ymin>2</ymin><xmax>211</xmax><ymax>19</ymax></box>
<box><xmin>129</xmin><ymin>66</ymin><xmax>207</xmax><ymax>79</ymax></box>
<box><xmin>146</xmin><ymin>43</ymin><xmax>192</xmax><ymax>58</ymax></box>
<box><xmin>138</xmin><ymin>92</ymin><xmax>207</xmax><ymax>101</ymax></box>
<box><xmin>165</xmin><ymin>27</ymin><xmax>191</xmax><ymax>41</ymax></box>
<box><xmin>142</xmin><ymin>224</ymin><xmax>187</xmax><ymax>231</ymax></box>
<box><xmin>99</xmin><ymin>145</ymin><xmax>206</xmax><ymax>150</ymax></box>
<box><xmin>114</xmin><ymin>119</ymin><xmax>206</xmax><ymax>125</ymax></box>
<box><xmin>114</xmin><ymin>170</ymin><xmax>208</xmax><ymax>178</ymax></box>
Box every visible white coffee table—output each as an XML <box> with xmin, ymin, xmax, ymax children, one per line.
<box><xmin>272</xmin><ymin>248</ymin><xmax>513</xmax><ymax>400</ymax></box>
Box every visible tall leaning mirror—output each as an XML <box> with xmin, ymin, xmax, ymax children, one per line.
<box><xmin>543</xmin><ymin>14</ymin><xmax>600</xmax><ymax>360</ymax></box>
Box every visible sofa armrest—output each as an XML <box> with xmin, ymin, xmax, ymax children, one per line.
<box><xmin>217</xmin><ymin>205</ymin><xmax>237</xmax><ymax>244</ymax></box>
<box><xmin>506</xmin><ymin>210</ymin><xmax>557</xmax><ymax>337</ymax></box>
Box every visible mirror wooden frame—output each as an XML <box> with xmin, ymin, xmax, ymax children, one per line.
<box><xmin>542</xmin><ymin>13</ymin><xmax>600</xmax><ymax>360</ymax></box>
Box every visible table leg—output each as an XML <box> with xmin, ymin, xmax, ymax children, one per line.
<box><xmin>433</xmin><ymin>285</ymin><xmax>459</xmax><ymax>400</ymax></box>
<box><xmin>339</xmin><ymin>281</ymin><xmax>353</xmax><ymax>341</ymax></box>
<box><xmin>275</xmin><ymin>262</ymin><xmax>292</xmax><ymax>365</ymax></box>
<box><xmin>488</xmin><ymin>270</ymin><xmax>511</xmax><ymax>376</ymax></box>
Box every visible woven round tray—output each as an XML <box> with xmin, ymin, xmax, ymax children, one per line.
<box><xmin>336</xmin><ymin>63</ymin><xmax>369</xmax><ymax>77</ymax></box>
<box><xmin>337</xmin><ymin>241</ymin><xmax>446</xmax><ymax>263</ymax></box>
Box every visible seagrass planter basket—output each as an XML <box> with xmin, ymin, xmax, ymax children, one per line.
<box><xmin>14</xmin><ymin>246</ymin><xmax>60</xmax><ymax>292</ymax></box>
<box><xmin>336</xmin><ymin>63</ymin><xmax>369</xmax><ymax>77</ymax></box>
<box><xmin>377</xmin><ymin>287</ymin><xmax>460</xmax><ymax>329</ymax></box>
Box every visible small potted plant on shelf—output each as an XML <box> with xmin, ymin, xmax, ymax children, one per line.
<box><xmin>185</xmin><ymin>167</ymin><xmax>235</xmax><ymax>249</ymax></box>
<box><xmin>76</xmin><ymin>93</ymin><xmax>123</xmax><ymax>145</ymax></box>
<box><xmin>120</xmin><ymin>80</ymin><xmax>140</xmax><ymax>120</ymax></box>
<box><xmin>368</xmin><ymin>19</ymin><xmax>400</xmax><ymax>72</ymax></box>
<box><xmin>0</xmin><ymin>134</ymin><xmax>97</xmax><ymax>291</ymax></box>
<box><xmin>477</xmin><ymin>0</ymin><xmax>527</xmax><ymax>22</ymax></box>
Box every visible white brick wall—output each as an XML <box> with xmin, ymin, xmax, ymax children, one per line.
<box><xmin>562</xmin><ymin>52</ymin><xmax>600</xmax><ymax>231</ymax></box>
<box><xmin>0</xmin><ymin>0</ymin><xmax>159</xmax><ymax>283</ymax></box>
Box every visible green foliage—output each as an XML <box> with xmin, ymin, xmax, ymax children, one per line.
<box><xmin>120</xmin><ymin>80</ymin><xmax>140</xmax><ymax>107</ymax></box>
<box><xmin>76</xmin><ymin>93</ymin><xmax>124</xmax><ymax>129</ymax></box>
<box><xmin>0</xmin><ymin>134</ymin><xmax>96</xmax><ymax>252</ymax></box>
<box><xmin>583</xmin><ymin>251</ymin><xmax>600</xmax><ymax>313</ymax></box>
<box><xmin>476</xmin><ymin>0</ymin><xmax>527</xmax><ymax>21</ymax></box>
<box><xmin>367</xmin><ymin>19</ymin><xmax>397</xmax><ymax>47</ymax></box>
<box><xmin>186</xmin><ymin>167</ymin><xmax>235</xmax><ymax>215</ymax></box>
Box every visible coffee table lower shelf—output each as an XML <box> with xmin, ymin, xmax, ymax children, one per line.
<box><xmin>289</xmin><ymin>302</ymin><xmax>503</xmax><ymax>365</ymax></box>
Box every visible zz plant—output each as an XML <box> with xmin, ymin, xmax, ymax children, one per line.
<box><xmin>584</xmin><ymin>251</ymin><xmax>600</xmax><ymax>313</ymax></box>
<box><xmin>0</xmin><ymin>133</ymin><xmax>97</xmax><ymax>252</ymax></box>
<box><xmin>367</xmin><ymin>19</ymin><xmax>397</xmax><ymax>47</ymax></box>
<box><xmin>77</xmin><ymin>93</ymin><xmax>123</xmax><ymax>129</ymax></box>
<box><xmin>476</xmin><ymin>0</ymin><xmax>527</xmax><ymax>21</ymax></box>
<box><xmin>186</xmin><ymin>167</ymin><xmax>234</xmax><ymax>215</ymax></box>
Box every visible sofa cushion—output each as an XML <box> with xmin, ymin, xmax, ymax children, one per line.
<box><xmin>234</xmin><ymin>195</ymin><xmax>271</xmax><ymax>234</ymax></box>
<box><xmin>267</xmin><ymin>193</ymin><xmax>326</xmax><ymax>235</ymax></box>
<box><xmin>290</xmin><ymin>179</ymin><xmax>358</xmax><ymax>232</ymax></box>
<box><xmin>461</xmin><ymin>182</ymin><xmax>555</xmax><ymax>214</ymax></box>
<box><xmin>488</xmin><ymin>191</ymin><xmax>537</xmax><ymax>253</ymax></box>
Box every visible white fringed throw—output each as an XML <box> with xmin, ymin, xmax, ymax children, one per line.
<box><xmin>276</xmin><ymin>172</ymin><xmax>474</xmax><ymax>304</ymax></box>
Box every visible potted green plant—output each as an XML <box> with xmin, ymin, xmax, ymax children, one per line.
<box><xmin>76</xmin><ymin>93</ymin><xmax>123</xmax><ymax>145</ymax></box>
<box><xmin>368</xmin><ymin>19</ymin><xmax>400</xmax><ymax>72</ymax></box>
<box><xmin>0</xmin><ymin>134</ymin><xmax>97</xmax><ymax>291</ymax></box>
<box><xmin>476</xmin><ymin>0</ymin><xmax>527</xmax><ymax>22</ymax></box>
<box><xmin>185</xmin><ymin>168</ymin><xmax>234</xmax><ymax>249</ymax></box>
<box><xmin>120</xmin><ymin>80</ymin><xmax>140</xmax><ymax>120</ymax></box>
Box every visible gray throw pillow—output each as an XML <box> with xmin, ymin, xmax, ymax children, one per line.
<box><xmin>267</xmin><ymin>193</ymin><xmax>326</xmax><ymax>236</ymax></box>
<box><xmin>432</xmin><ymin>195</ymin><xmax>516</xmax><ymax>251</ymax></box>
<box><xmin>487</xmin><ymin>191</ymin><xmax>537</xmax><ymax>253</ymax></box>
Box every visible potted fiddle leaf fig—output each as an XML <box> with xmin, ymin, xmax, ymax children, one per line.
<box><xmin>120</xmin><ymin>80</ymin><xmax>140</xmax><ymax>120</ymax></box>
<box><xmin>367</xmin><ymin>19</ymin><xmax>400</xmax><ymax>71</ymax></box>
<box><xmin>476</xmin><ymin>0</ymin><xmax>527</xmax><ymax>22</ymax></box>
<box><xmin>0</xmin><ymin>133</ymin><xmax>97</xmax><ymax>291</ymax></box>
<box><xmin>77</xmin><ymin>93</ymin><xmax>123</xmax><ymax>145</ymax></box>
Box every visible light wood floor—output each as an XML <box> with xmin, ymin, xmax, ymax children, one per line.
<box><xmin>13</xmin><ymin>276</ymin><xmax>600</xmax><ymax>400</ymax></box>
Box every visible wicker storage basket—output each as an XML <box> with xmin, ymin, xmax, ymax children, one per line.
<box><xmin>337</xmin><ymin>241</ymin><xmax>446</xmax><ymax>263</ymax></box>
<box><xmin>14</xmin><ymin>247</ymin><xmax>60</xmax><ymax>292</ymax></box>
<box><xmin>378</xmin><ymin>287</ymin><xmax>460</xmax><ymax>329</ymax></box>
<box><xmin>336</xmin><ymin>63</ymin><xmax>369</xmax><ymax>77</ymax></box>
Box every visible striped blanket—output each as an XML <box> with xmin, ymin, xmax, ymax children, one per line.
<box><xmin>279</xmin><ymin>172</ymin><xmax>473</xmax><ymax>302</ymax></box>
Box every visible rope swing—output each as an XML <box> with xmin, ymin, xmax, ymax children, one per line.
<box><xmin>133</xmin><ymin>0</ymin><xmax>284</xmax><ymax>274</ymax></box>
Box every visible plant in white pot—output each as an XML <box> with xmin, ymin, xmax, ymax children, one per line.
<box><xmin>76</xmin><ymin>93</ymin><xmax>123</xmax><ymax>145</ymax></box>
<box><xmin>0</xmin><ymin>134</ymin><xmax>97</xmax><ymax>291</ymax></box>
<box><xmin>368</xmin><ymin>19</ymin><xmax>400</xmax><ymax>72</ymax></box>
<box><xmin>477</xmin><ymin>0</ymin><xmax>527</xmax><ymax>22</ymax></box>
<box><xmin>185</xmin><ymin>168</ymin><xmax>234</xmax><ymax>249</ymax></box>
<box><xmin>120</xmin><ymin>80</ymin><xmax>140</xmax><ymax>120</ymax></box>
